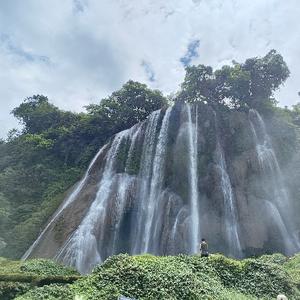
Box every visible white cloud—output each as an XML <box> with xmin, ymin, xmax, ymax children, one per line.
<box><xmin>0</xmin><ymin>0</ymin><xmax>299</xmax><ymax>137</ymax></box>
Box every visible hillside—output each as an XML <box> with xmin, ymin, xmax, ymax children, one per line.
<box><xmin>1</xmin><ymin>253</ymin><xmax>299</xmax><ymax>300</ymax></box>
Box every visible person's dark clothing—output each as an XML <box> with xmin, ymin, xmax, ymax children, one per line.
<box><xmin>200</xmin><ymin>241</ymin><xmax>209</xmax><ymax>257</ymax></box>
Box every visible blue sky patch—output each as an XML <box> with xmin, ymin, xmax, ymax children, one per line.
<box><xmin>0</xmin><ymin>34</ymin><xmax>50</xmax><ymax>64</ymax></box>
<box><xmin>73</xmin><ymin>0</ymin><xmax>86</xmax><ymax>13</ymax></box>
<box><xmin>180</xmin><ymin>40</ymin><xmax>200</xmax><ymax>67</ymax></box>
<box><xmin>141</xmin><ymin>60</ymin><xmax>155</xmax><ymax>82</ymax></box>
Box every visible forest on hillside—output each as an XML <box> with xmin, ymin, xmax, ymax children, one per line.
<box><xmin>1</xmin><ymin>50</ymin><xmax>300</xmax><ymax>259</ymax></box>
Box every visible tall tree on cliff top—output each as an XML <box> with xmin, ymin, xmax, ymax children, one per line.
<box><xmin>179</xmin><ymin>50</ymin><xmax>290</xmax><ymax>111</ymax></box>
<box><xmin>86</xmin><ymin>80</ymin><xmax>167</xmax><ymax>132</ymax></box>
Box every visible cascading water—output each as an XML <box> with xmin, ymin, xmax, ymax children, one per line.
<box><xmin>212</xmin><ymin>110</ymin><xmax>242</xmax><ymax>257</ymax></box>
<box><xmin>22</xmin><ymin>143</ymin><xmax>109</xmax><ymax>260</ymax></box>
<box><xmin>142</xmin><ymin>107</ymin><xmax>172</xmax><ymax>253</ymax></box>
<box><xmin>55</xmin><ymin>129</ymin><xmax>133</xmax><ymax>273</ymax></box>
<box><xmin>132</xmin><ymin>110</ymin><xmax>161</xmax><ymax>254</ymax></box>
<box><xmin>23</xmin><ymin>103</ymin><xmax>300</xmax><ymax>274</ymax></box>
<box><xmin>215</xmin><ymin>139</ymin><xmax>242</xmax><ymax>257</ymax></box>
<box><xmin>249</xmin><ymin>109</ymin><xmax>299</xmax><ymax>254</ymax></box>
<box><xmin>186</xmin><ymin>104</ymin><xmax>200</xmax><ymax>253</ymax></box>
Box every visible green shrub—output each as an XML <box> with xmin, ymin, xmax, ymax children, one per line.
<box><xmin>283</xmin><ymin>253</ymin><xmax>300</xmax><ymax>288</ymax></box>
<box><xmin>71</xmin><ymin>254</ymin><xmax>300</xmax><ymax>300</ymax></box>
<box><xmin>72</xmin><ymin>254</ymin><xmax>227</xmax><ymax>300</ymax></box>
<box><xmin>20</xmin><ymin>259</ymin><xmax>79</xmax><ymax>276</ymax></box>
<box><xmin>240</xmin><ymin>259</ymin><xmax>297</xmax><ymax>299</ymax></box>
<box><xmin>2</xmin><ymin>254</ymin><xmax>300</xmax><ymax>300</ymax></box>
<box><xmin>0</xmin><ymin>281</ymin><xmax>31</xmax><ymax>300</ymax></box>
<box><xmin>0</xmin><ymin>258</ymin><xmax>80</xmax><ymax>299</ymax></box>
<box><xmin>258</xmin><ymin>253</ymin><xmax>288</xmax><ymax>265</ymax></box>
<box><xmin>15</xmin><ymin>284</ymin><xmax>74</xmax><ymax>300</ymax></box>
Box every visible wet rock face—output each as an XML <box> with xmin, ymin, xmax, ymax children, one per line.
<box><xmin>0</xmin><ymin>237</ymin><xmax>6</xmax><ymax>251</ymax></box>
<box><xmin>24</xmin><ymin>104</ymin><xmax>300</xmax><ymax>273</ymax></box>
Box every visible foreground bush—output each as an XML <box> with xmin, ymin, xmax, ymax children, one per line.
<box><xmin>0</xmin><ymin>257</ymin><xmax>79</xmax><ymax>300</ymax></box>
<box><xmin>71</xmin><ymin>254</ymin><xmax>299</xmax><ymax>300</ymax></box>
<box><xmin>3</xmin><ymin>253</ymin><xmax>300</xmax><ymax>300</ymax></box>
<box><xmin>20</xmin><ymin>259</ymin><xmax>78</xmax><ymax>276</ymax></box>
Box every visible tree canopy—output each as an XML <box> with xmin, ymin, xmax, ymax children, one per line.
<box><xmin>178</xmin><ymin>50</ymin><xmax>290</xmax><ymax>110</ymax></box>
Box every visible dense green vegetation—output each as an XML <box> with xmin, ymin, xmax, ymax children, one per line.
<box><xmin>178</xmin><ymin>50</ymin><xmax>289</xmax><ymax>111</ymax></box>
<box><xmin>0</xmin><ymin>50</ymin><xmax>300</xmax><ymax>259</ymax></box>
<box><xmin>0</xmin><ymin>81</ymin><xmax>167</xmax><ymax>258</ymax></box>
<box><xmin>0</xmin><ymin>257</ymin><xmax>79</xmax><ymax>299</ymax></box>
<box><xmin>0</xmin><ymin>253</ymin><xmax>298</xmax><ymax>300</ymax></box>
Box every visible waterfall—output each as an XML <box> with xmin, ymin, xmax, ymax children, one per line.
<box><xmin>22</xmin><ymin>143</ymin><xmax>109</xmax><ymax>260</ymax></box>
<box><xmin>213</xmin><ymin>111</ymin><xmax>242</xmax><ymax>257</ymax></box>
<box><xmin>249</xmin><ymin>109</ymin><xmax>299</xmax><ymax>254</ymax></box>
<box><xmin>171</xmin><ymin>207</ymin><xmax>186</xmax><ymax>252</ymax></box>
<box><xmin>55</xmin><ymin>129</ymin><xmax>133</xmax><ymax>274</ymax></box>
<box><xmin>264</xmin><ymin>200</ymin><xmax>297</xmax><ymax>252</ymax></box>
<box><xmin>125</xmin><ymin>125</ymin><xmax>142</xmax><ymax>173</ymax></box>
<box><xmin>110</xmin><ymin>174</ymin><xmax>136</xmax><ymax>254</ymax></box>
<box><xmin>142</xmin><ymin>107</ymin><xmax>172</xmax><ymax>253</ymax></box>
<box><xmin>216</xmin><ymin>141</ymin><xmax>242</xmax><ymax>257</ymax></box>
<box><xmin>186</xmin><ymin>104</ymin><xmax>200</xmax><ymax>253</ymax></box>
<box><xmin>132</xmin><ymin>110</ymin><xmax>161</xmax><ymax>254</ymax></box>
<box><xmin>24</xmin><ymin>103</ymin><xmax>300</xmax><ymax>274</ymax></box>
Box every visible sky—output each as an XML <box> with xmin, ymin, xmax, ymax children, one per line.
<box><xmin>0</xmin><ymin>0</ymin><xmax>300</xmax><ymax>138</ymax></box>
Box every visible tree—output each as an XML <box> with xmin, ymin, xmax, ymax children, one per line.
<box><xmin>12</xmin><ymin>95</ymin><xmax>57</xmax><ymax>134</ymax></box>
<box><xmin>86</xmin><ymin>80</ymin><xmax>167</xmax><ymax>132</ymax></box>
<box><xmin>178</xmin><ymin>50</ymin><xmax>290</xmax><ymax>111</ymax></box>
<box><xmin>0</xmin><ymin>81</ymin><xmax>167</xmax><ymax>258</ymax></box>
<box><xmin>12</xmin><ymin>95</ymin><xmax>78</xmax><ymax>135</ymax></box>
<box><xmin>242</xmin><ymin>50</ymin><xmax>289</xmax><ymax>108</ymax></box>
<box><xmin>179</xmin><ymin>65</ymin><xmax>216</xmax><ymax>103</ymax></box>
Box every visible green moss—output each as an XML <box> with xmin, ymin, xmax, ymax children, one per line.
<box><xmin>267</xmin><ymin>113</ymin><xmax>298</xmax><ymax>166</ymax></box>
<box><xmin>115</xmin><ymin>137</ymin><xmax>131</xmax><ymax>173</ymax></box>
<box><xmin>222</xmin><ymin>111</ymin><xmax>255</xmax><ymax>157</ymax></box>
<box><xmin>53</xmin><ymin>215</ymin><xmax>67</xmax><ymax>243</ymax></box>
<box><xmin>125</xmin><ymin>141</ymin><xmax>142</xmax><ymax>175</ymax></box>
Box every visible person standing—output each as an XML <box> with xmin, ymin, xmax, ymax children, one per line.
<box><xmin>199</xmin><ymin>238</ymin><xmax>209</xmax><ymax>257</ymax></box>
